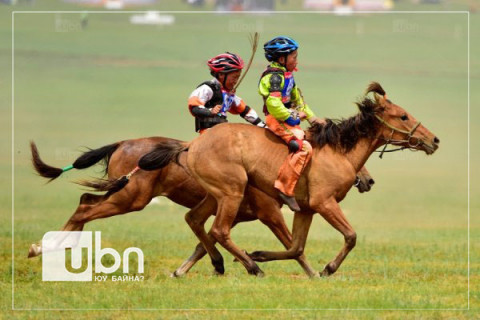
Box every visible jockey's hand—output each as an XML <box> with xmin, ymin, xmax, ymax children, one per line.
<box><xmin>308</xmin><ymin>117</ymin><xmax>327</xmax><ymax>125</ymax></box>
<box><xmin>298</xmin><ymin>111</ymin><xmax>307</xmax><ymax>120</ymax></box>
<box><xmin>211</xmin><ymin>105</ymin><xmax>222</xmax><ymax>115</ymax></box>
<box><xmin>285</xmin><ymin>116</ymin><xmax>301</xmax><ymax>126</ymax></box>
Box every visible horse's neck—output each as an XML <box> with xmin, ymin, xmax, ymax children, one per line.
<box><xmin>344</xmin><ymin>136</ymin><xmax>383</xmax><ymax>172</ymax></box>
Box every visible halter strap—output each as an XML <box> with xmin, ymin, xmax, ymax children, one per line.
<box><xmin>374</xmin><ymin>114</ymin><xmax>422</xmax><ymax>159</ymax></box>
<box><xmin>374</xmin><ymin>114</ymin><xmax>421</xmax><ymax>136</ymax></box>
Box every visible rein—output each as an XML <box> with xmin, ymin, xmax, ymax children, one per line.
<box><xmin>374</xmin><ymin>114</ymin><xmax>422</xmax><ymax>159</ymax></box>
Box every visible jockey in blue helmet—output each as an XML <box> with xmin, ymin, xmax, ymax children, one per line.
<box><xmin>259</xmin><ymin>36</ymin><xmax>322</xmax><ymax>211</ymax></box>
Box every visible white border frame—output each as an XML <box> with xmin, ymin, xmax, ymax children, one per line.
<box><xmin>11</xmin><ymin>10</ymin><xmax>470</xmax><ymax>312</ymax></box>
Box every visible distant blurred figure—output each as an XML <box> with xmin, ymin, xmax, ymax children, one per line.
<box><xmin>185</xmin><ymin>0</ymin><xmax>205</xmax><ymax>7</ymax></box>
<box><xmin>215</xmin><ymin>0</ymin><xmax>275</xmax><ymax>11</ymax></box>
<box><xmin>80</xmin><ymin>12</ymin><xmax>89</xmax><ymax>30</ymax></box>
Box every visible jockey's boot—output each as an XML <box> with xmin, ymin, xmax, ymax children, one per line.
<box><xmin>279</xmin><ymin>192</ymin><xmax>301</xmax><ymax>212</ymax></box>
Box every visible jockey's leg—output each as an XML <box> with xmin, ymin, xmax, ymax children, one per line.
<box><xmin>265</xmin><ymin>115</ymin><xmax>313</xmax><ymax>211</ymax></box>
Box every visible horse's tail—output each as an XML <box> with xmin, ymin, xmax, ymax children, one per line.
<box><xmin>76</xmin><ymin>176</ymin><xmax>131</xmax><ymax>194</ymax></box>
<box><xmin>30</xmin><ymin>141</ymin><xmax>120</xmax><ymax>182</ymax></box>
<box><xmin>139</xmin><ymin>140</ymin><xmax>188</xmax><ymax>171</ymax></box>
<box><xmin>76</xmin><ymin>140</ymin><xmax>188</xmax><ymax>196</ymax></box>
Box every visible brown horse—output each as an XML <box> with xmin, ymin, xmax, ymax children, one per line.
<box><xmin>28</xmin><ymin>137</ymin><xmax>374</xmax><ymax>277</ymax></box>
<box><xmin>137</xmin><ymin>82</ymin><xmax>440</xmax><ymax>277</ymax></box>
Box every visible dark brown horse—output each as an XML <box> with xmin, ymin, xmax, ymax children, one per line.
<box><xmin>29</xmin><ymin>137</ymin><xmax>374</xmax><ymax>277</ymax></box>
<box><xmin>137</xmin><ymin>82</ymin><xmax>440</xmax><ymax>277</ymax></box>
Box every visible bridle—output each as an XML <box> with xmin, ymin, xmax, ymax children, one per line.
<box><xmin>374</xmin><ymin>114</ymin><xmax>422</xmax><ymax>159</ymax></box>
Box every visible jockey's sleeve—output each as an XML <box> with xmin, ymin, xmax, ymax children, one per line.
<box><xmin>190</xmin><ymin>106</ymin><xmax>214</xmax><ymax>117</ymax></box>
<box><xmin>258</xmin><ymin>74</ymin><xmax>291</xmax><ymax>121</ymax></box>
<box><xmin>291</xmin><ymin>85</ymin><xmax>315</xmax><ymax>120</ymax></box>
<box><xmin>229</xmin><ymin>97</ymin><xmax>266</xmax><ymax>127</ymax></box>
<box><xmin>188</xmin><ymin>84</ymin><xmax>214</xmax><ymax>116</ymax></box>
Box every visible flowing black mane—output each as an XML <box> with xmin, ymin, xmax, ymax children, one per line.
<box><xmin>307</xmin><ymin>82</ymin><xmax>385</xmax><ymax>152</ymax></box>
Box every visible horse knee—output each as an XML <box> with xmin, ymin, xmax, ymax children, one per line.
<box><xmin>210</xmin><ymin>228</ymin><xmax>229</xmax><ymax>245</ymax></box>
<box><xmin>345</xmin><ymin>232</ymin><xmax>357</xmax><ymax>249</ymax></box>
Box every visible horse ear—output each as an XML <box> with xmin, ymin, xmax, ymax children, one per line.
<box><xmin>366</xmin><ymin>82</ymin><xmax>386</xmax><ymax>96</ymax></box>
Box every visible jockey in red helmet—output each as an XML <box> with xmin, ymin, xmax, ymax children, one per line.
<box><xmin>188</xmin><ymin>52</ymin><xmax>266</xmax><ymax>134</ymax></box>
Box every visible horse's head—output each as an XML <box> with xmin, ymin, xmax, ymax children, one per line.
<box><xmin>365</xmin><ymin>82</ymin><xmax>440</xmax><ymax>155</ymax></box>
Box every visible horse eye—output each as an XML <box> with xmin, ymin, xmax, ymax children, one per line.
<box><xmin>401</xmin><ymin>115</ymin><xmax>408</xmax><ymax>121</ymax></box>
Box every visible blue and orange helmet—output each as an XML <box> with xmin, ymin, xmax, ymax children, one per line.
<box><xmin>263</xmin><ymin>36</ymin><xmax>299</xmax><ymax>62</ymax></box>
<box><xmin>207</xmin><ymin>52</ymin><xmax>244</xmax><ymax>74</ymax></box>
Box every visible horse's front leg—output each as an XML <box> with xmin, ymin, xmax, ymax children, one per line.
<box><xmin>28</xmin><ymin>193</ymin><xmax>106</xmax><ymax>258</ymax></box>
<box><xmin>247</xmin><ymin>211</ymin><xmax>313</xmax><ymax>262</ymax></box>
<box><xmin>314</xmin><ymin>197</ymin><xmax>357</xmax><ymax>277</ymax></box>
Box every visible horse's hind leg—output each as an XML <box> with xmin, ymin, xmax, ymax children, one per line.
<box><xmin>184</xmin><ymin>195</ymin><xmax>225</xmax><ymax>275</ymax></box>
<box><xmin>171</xmin><ymin>242</ymin><xmax>208</xmax><ymax>277</ymax></box>
<box><xmin>209</xmin><ymin>195</ymin><xmax>265</xmax><ymax>276</ymax></box>
<box><xmin>173</xmin><ymin>219</ymin><xmax>242</xmax><ymax>277</ymax></box>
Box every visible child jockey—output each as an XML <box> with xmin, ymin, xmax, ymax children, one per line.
<box><xmin>259</xmin><ymin>36</ymin><xmax>323</xmax><ymax>212</ymax></box>
<box><xmin>188</xmin><ymin>52</ymin><xmax>266</xmax><ymax>134</ymax></box>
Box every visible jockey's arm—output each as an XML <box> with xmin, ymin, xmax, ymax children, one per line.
<box><xmin>239</xmin><ymin>104</ymin><xmax>267</xmax><ymax>127</ymax></box>
<box><xmin>188</xmin><ymin>85</ymin><xmax>220</xmax><ymax>117</ymax></box>
<box><xmin>291</xmin><ymin>86</ymin><xmax>325</xmax><ymax>125</ymax></box>
<box><xmin>291</xmin><ymin>86</ymin><xmax>316</xmax><ymax>121</ymax></box>
<box><xmin>259</xmin><ymin>73</ymin><xmax>291</xmax><ymax>121</ymax></box>
<box><xmin>230</xmin><ymin>97</ymin><xmax>267</xmax><ymax>128</ymax></box>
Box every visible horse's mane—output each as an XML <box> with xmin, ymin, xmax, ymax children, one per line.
<box><xmin>307</xmin><ymin>82</ymin><xmax>385</xmax><ymax>152</ymax></box>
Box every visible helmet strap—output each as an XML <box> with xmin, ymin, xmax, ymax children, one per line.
<box><xmin>277</xmin><ymin>54</ymin><xmax>288</xmax><ymax>68</ymax></box>
<box><xmin>222</xmin><ymin>73</ymin><xmax>228</xmax><ymax>90</ymax></box>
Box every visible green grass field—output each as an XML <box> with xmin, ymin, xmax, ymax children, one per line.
<box><xmin>1</xmin><ymin>0</ymin><xmax>479</xmax><ymax>319</ymax></box>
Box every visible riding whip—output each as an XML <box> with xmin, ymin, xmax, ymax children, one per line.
<box><xmin>233</xmin><ymin>32</ymin><xmax>259</xmax><ymax>91</ymax></box>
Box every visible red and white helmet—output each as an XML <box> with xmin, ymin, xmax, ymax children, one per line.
<box><xmin>207</xmin><ymin>52</ymin><xmax>244</xmax><ymax>74</ymax></box>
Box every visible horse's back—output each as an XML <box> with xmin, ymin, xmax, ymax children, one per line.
<box><xmin>188</xmin><ymin>123</ymin><xmax>290</xmax><ymax>197</ymax></box>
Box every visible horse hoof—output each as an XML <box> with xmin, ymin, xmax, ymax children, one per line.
<box><xmin>320</xmin><ymin>264</ymin><xmax>335</xmax><ymax>277</ymax></box>
<box><xmin>170</xmin><ymin>271</ymin><xmax>183</xmax><ymax>278</ymax></box>
<box><xmin>213</xmin><ymin>264</ymin><xmax>225</xmax><ymax>275</ymax></box>
<box><xmin>28</xmin><ymin>244</ymin><xmax>40</xmax><ymax>258</ymax></box>
<box><xmin>213</xmin><ymin>269</ymin><xmax>225</xmax><ymax>276</ymax></box>
<box><xmin>319</xmin><ymin>270</ymin><xmax>330</xmax><ymax>277</ymax></box>
<box><xmin>248</xmin><ymin>265</ymin><xmax>264</xmax><ymax>277</ymax></box>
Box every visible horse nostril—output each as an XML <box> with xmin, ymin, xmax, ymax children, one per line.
<box><xmin>369</xmin><ymin>179</ymin><xmax>375</xmax><ymax>185</ymax></box>
<box><xmin>434</xmin><ymin>137</ymin><xmax>440</xmax><ymax>144</ymax></box>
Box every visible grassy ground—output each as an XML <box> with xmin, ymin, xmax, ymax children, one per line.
<box><xmin>1</xmin><ymin>0</ymin><xmax>479</xmax><ymax>319</ymax></box>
